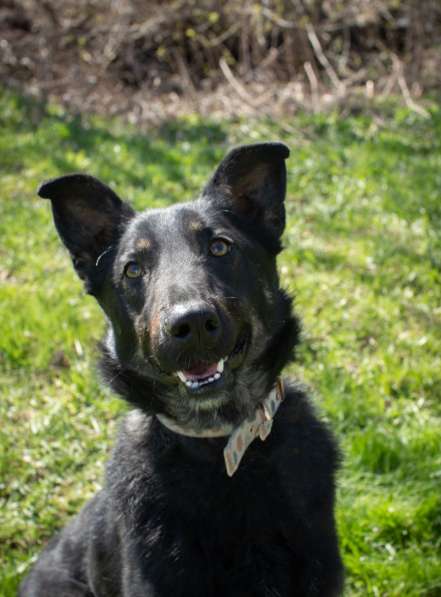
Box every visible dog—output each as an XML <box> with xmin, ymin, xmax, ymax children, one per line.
<box><xmin>20</xmin><ymin>142</ymin><xmax>343</xmax><ymax>596</ymax></box>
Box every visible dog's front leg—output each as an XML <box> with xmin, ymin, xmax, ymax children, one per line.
<box><xmin>118</xmin><ymin>538</ymin><xmax>213</xmax><ymax>597</ymax></box>
<box><xmin>281</xmin><ymin>516</ymin><xmax>344</xmax><ymax>596</ymax></box>
<box><xmin>121</xmin><ymin>571</ymin><xmax>158</xmax><ymax>597</ymax></box>
<box><xmin>222</xmin><ymin>530</ymin><xmax>343</xmax><ymax>597</ymax></box>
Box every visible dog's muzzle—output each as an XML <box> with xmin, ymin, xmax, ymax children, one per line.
<box><xmin>153</xmin><ymin>300</ymin><xmax>236</xmax><ymax>386</ymax></box>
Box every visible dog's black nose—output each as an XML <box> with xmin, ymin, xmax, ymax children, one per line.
<box><xmin>166</xmin><ymin>302</ymin><xmax>221</xmax><ymax>346</ymax></box>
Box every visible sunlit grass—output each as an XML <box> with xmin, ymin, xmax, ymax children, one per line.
<box><xmin>1</xmin><ymin>89</ymin><xmax>440</xmax><ymax>595</ymax></box>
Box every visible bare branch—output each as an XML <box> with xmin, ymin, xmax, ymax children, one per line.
<box><xmin>306</xmin><ymin>24</ymin><xmax>344</xmax><ymax>94</ymax></box>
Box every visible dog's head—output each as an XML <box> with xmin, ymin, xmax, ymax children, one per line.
<box><xmin>40</xmin><ymin>143</ymin><xmax>299</xmax><ymax>431</ymax></box>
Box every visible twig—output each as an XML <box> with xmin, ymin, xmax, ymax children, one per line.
<box><xmin>261</xmin><ymin>7</ymin><xmax>296</xmax><ymax>29</ymax></box>
<box><xmin>219</xmin><ymin>57</ymin><xmax>272</xmax><ymax>109</ymax></box>
<box><xmin>306</xmin><ymin>24</ymin><xmax>344</xmax><ymax>95</ymax></box>
<box><xmin>219</xmin><ymin>58</ymin><xmax>255</xmax><ymax>104</ymax></box>
<box><xmin>174</xmin><ymin>50</ymin><xmax>198</xmax><ymax>105</ymax></box>
<box><xmin>303</xmin><ymin>61</ymin><xmax>319</xmax><ymax>113</ymax></box>
<box><xmin>259</xmin><ymin>47</ymin><xmax>279</xmax><ymax>71</ymax></box>
<box><xmin>200</xmin><ymin>23</ymin><xmax>241</xmax><ymax>49</ymax></box>
<box><xmin>393</xmin><ymin>55</ymin><xmax>429</xmax><ymax>118</ymax></box>
<box><xmin>397</xmin><ymin>73</ymin><xmax>429</xmax><ymax>118</ymax></box>
<box><xmin>365</xmin><ymin>80</ymin><xmax>374</xmax><ymax>99</ymax></box>
<box><xmin>382</xmin><ymin>69</ymin><xmax>399</xmax><ymax>98</ymax></box>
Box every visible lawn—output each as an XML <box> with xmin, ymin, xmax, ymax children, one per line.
<box><xmin>1</xmin><ymin>88</ymin><xmax>440</xmax><ymax>596</ymax></box>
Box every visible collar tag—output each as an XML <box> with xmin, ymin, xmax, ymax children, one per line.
<box><xmin>223</xmin><ymin>379</ymin><xmax>284</xmax><ymax>477</ymax></box>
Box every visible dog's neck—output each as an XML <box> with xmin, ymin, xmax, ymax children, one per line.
<box><xmin>156</xmin><ymin>415</ymin><xmax>234</xmax><ymax>438</ymax></box>
<box><xmin>157</xmin><ymin>379</ymin><xmax>284</xmax><ymax>476</ymax></box>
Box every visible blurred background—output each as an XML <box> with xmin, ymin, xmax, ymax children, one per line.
<box><xmin>1</xmin><ymin>0</ymin><xmax>440</xmax><ymax>121</ymax></box>
<box><xmin>1</xmin><ymin>2</ymin><xmax>441</xmax><ymax>596</ymax></box>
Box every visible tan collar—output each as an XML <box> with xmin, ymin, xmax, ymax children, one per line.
<box><xmin>156</xmin><ymin>379</ymin><xmax>285</xmax><ymax>477</ymax></box>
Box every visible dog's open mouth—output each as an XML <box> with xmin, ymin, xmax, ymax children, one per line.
<box><xmin>176</xmin><ymin>359</ymin><xmax>224</xmax><ymax>390</ymax></box>
<box><xmin>174</xmin><ymin>332</ymin><xmax>249</xmax><ymax>393</ymax></box>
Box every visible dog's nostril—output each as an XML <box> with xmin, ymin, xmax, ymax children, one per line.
<box><xmin>166</xmin><ymin>303</ymin><xmax>221</xmax><ymax>343</ymax></box>
<box><xmin>205</xmin><ymin>318</ymin><xmax>219</xmax><ymax>333</ymax></box>
<box><xmin>172</xmin><ymin>323</ymin><xmax>191</xmax><ymax>339</ymax></box>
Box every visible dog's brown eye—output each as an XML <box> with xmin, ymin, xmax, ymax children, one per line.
<box><xmin>209</xmin><ymin>238</ymin><xmax>231</xmax><ymax>257</ymax></box>
<box><xmin>124</xmin><ymin>261</ymin><xmax>142</xmax><ymax>279</ymax></box>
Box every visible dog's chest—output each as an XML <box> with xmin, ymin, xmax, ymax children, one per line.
<box><xmin>122</xmin><ymin>451</ymin><xmax>289</xmax><ymax>579</ymax></box>
<box><xmin>107</xmin><ymin>418</ymin><xmax>297</xmax><ymax>594</ymax></box>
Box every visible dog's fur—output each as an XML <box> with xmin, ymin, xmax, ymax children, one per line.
<box><xmin>20</xmin><ymin>143</ymin><xmax>343</xmax><ymax>596</ymax></box>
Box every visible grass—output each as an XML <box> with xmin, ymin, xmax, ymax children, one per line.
<box><xmin>1</xmin><ymin>88</ymin><xmax>440</xmax><ymax>596</ymax></box>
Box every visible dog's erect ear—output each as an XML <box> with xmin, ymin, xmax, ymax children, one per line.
<box><xmin>39</xmin><ymin>174</ymin><xmax>135</xmax><ymax>290</ymax></box>
<box><xmin>202</xmin><ymin>142</ymin><xmax>289</xmax><ymax>243</ymax></box>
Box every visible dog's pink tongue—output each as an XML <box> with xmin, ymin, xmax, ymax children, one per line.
<box><xmin>183</xmin><ymin>362</ymin><xmax>218</xmax><ymax>380</ymax></box>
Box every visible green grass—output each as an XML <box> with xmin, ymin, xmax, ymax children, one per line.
<box><xmin>1</xmin><ymin>89</ymin><xmax>440</xmax><ymax>596</ymax></box>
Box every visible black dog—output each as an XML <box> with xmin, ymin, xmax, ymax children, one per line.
<box><xmin>20</xmin><ymin>142</ymin><xmax>343</xmax><ymax>596</ymax></box>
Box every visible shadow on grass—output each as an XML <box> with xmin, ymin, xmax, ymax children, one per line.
<box><xmin>3</xmin><ymin>90</ymin><xmax>228</xmax><ymax>199</ymax></box>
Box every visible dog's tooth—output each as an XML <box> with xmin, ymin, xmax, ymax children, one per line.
<box><xmin>217</xmin><ymin>359</ymin><xmax>224</xmax><ymax>373</ymax></box>
<box><xmin>214</xmin><ymin>372</ymin><xmax>221</xmax><ymax>380</ymax></box>
<box><xmin>177</xmin><ymin>371</ymin><xmax>187</xmax><ymax>383</ymax></box>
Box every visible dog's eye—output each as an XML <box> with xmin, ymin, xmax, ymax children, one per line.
<box><xmin>124</xmin><ymin>261</ymin><xmax>143</xmax><ymax>279</ymax></box>
<box><xmin>209</xmin><ymin>238</ymin><xmax>231</xmax><ymax>257</ymax></box>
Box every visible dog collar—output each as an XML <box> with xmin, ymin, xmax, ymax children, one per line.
<box><xmin>156</xmin><ymin>379</ymin><xmax>285</xmax><ymax>477</ymax></box>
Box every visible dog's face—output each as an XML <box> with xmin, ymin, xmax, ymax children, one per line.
<box><xmin>40</xmin><ymin>143</ymin><xmax>298</xmax><ymax>431</ymax></box>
